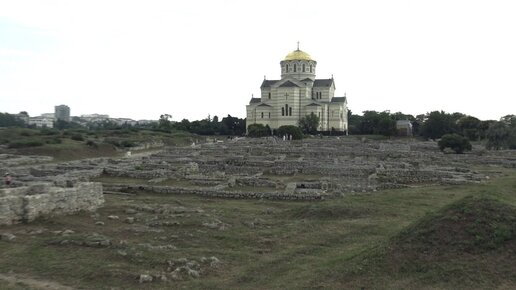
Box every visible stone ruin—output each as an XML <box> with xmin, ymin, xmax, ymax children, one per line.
<box><xmin>1</xmin><ymin>137</ymin><xmax>515</xmax><ymax>224</ymax></box>
<box><xmin>0</xmin><ymin>182</ymin><xmax>103</xmax><ymax>225</ymax></box>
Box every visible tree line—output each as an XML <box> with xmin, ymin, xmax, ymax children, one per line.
<box><xmin>348</xmin><ymin>110</ymin><xmax>516</xmax><ymax>150</ymax></box>
<box><xmin>2</xmin><ymin>110</ymin><xmax>515</xmax><ymax>150</ymax></box>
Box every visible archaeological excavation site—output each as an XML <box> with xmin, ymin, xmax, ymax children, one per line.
<box><xmin>1</xmin><ymin>137</ymin><xmax>516</xmax><ymax>289</ymax></box>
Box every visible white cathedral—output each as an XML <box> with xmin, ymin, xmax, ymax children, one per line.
<box><xmin>246</xmin><ymin>46</ymin><xmax>348</xmax><ymax>132</ymax></box>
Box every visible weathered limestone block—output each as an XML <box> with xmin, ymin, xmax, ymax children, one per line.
<box><xmin>0</xmin><ymin>182</ymin><xmax>104</xmax><ymax>225</ymax></box>
<box><xmin>0</xmin><ymin>195</ymin><xmax>24</xmax><ymax>225</ymax></box>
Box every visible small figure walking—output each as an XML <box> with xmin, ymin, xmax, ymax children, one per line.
<box><xmin>4</xmin><ymin>173</ymin><xmax>12</xmax><ymax>187</ymax></box>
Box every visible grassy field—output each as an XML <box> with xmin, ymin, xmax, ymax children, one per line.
<box><xmin>0</xmin><ymin>127</ymin><xmax>197</xmax><ymax>162</ymax></box>
<box><xmin>1</xmin><ymin>168</ymin><xmax>515</xmax><ymax>289</ymax></box>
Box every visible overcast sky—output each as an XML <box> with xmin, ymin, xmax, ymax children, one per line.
<box><xmin>1</xmin><ymin>0</ymin><xmax>515</xmax><ymax>121</ymax></box>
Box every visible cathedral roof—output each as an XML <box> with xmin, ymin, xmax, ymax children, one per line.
<box><xmin>257</xmin><ymin>103</ymin><xmax>272</xmax><ymax>107</ymax></box>
<box><xmin>314</xmin><ymin>79</ymin><xmax>334</xmax><ymax>87</ymax></box>
<box><xmin>249</xmin><ymin>97</ymin><xmax>261</xmax><ymax>104</ymax></box>
<box><xmin>279</xmin><ymin>81</ymin><xmax>300</xmax><ymax>87</ymax></box>
<box><xmin>260</xmin><ymin>80</ymin><xmax>278</xmax><ymax>88</ymax></box>
<box><xmin>284</xmin><ymin>49</ymin><xmax>313</xmax><ymax>61</ymax></box>
<box><xmin>331</xmin><ymin>97</ymin><xmax>347</xmax><ymax>103</ymax></box>
<box><xmin>306</xmin><ymin>103</ymin><xmax>321</xmax><ymax>106</ymax></box>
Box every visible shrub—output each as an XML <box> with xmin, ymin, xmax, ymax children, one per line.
<box><xmin>39</xmin><ymin>128</ymin><xmax>59</xmax><ymax>135</ymax></box>
<box><xmin>247</xmin><ymin>124</ymin><xmax>270</xmax><ymax>137</ymax></box>
<box><xmin>8</xmin><ymin>139</ymin><xmax>44</xmax><ymax>148</ymax></box>
<box><xmin>71</xmin><ymin>134</ymin><xmax>84</xmax><ymax>141</ymax></box>
<box><xmin>86</xmin><ymin>140</ymin><xmax>98</xmax><ymax>148</ymax></box>
<box><xmin>438</xmin><ymin>133</ymin><xmax>472</xmax><ymax>154</ymax></box>
<box><xmin>46</xmin><ymin>138</ymin><xmax>62</xmax><ymax>144</ymax></box>
<box><xmin>121</xmin><ymin>140</ymin><xmax>136</xmax><ymax>147</ymax></box>
<box><xmin>486</xmin><ymin>121</ymin><xmax>510</xmax><ymax>150</ymax></box>
<box><xmin>105</xmin><ymin>138</ymin><xmax>121</xmax><ymax>147</ymax></box>
<box><xmin>276</xmin><ymin>125</ymin><xmax>303</xmax><ymax>140</ymax></box>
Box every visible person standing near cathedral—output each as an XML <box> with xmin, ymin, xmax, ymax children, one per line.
<box><xmin>4</xmin><ymin>173</ymin><xmax>12</xmax><ymax>187</ymax></box>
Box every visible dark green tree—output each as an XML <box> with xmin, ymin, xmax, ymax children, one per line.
<box><xmin>486</xmin><ymin>121</ymin><xmax>510</xmax><ymax>150</ymax></box>
<box><xmin>347</xmin><ymin>110</ymin><xmax>363</xmax><ymax>134</ymax></box>
<box><xmin>500</xmin><ymin>114</ymin><xmax>516</xmax><ymax>127</ymax></box>
<box><xmin>158</xmin><ymin>114</ymin><xmax>173</xmax><ymax>130</ymax></box>
<box><xmin>173</xmin><ymin>119</ymin><xmax>191</xmax><ymax>132</ymax></box>
<box><xmin>276</xmin><ymin>125</ymin><xmax>303</xmax><ymax>140</ymax></box>
<box><xmin>357</xmin><ymin>111</ymin><xmax>396</xmax><ymax>136</ymax></box>
<box><xmin>420</xmin><ymin>111</ymin><xmax>458</xmax><ymax>140</ymax></box>
<box><xmin>220</xmin><ymin>115</ymin><xmax>246</xmax><ymax>135</ymax></box>
<box><xmin>377</xmin><ymin>112</ymin><xmax>397</xmax><ymax>136</ymax></box>
<box><xmin>438</xmin><ymin>133</ymin><xmax>472</xmax><ymax>154</ymax></box>
<box><xmin>247</xmin><ymin>124</ymin><xmax>270</xmax><ymax>137</ymax></box>
<box><xmin>0</xmin><ymin>113</ymin><xmax>25</xmax><ymax>127</ymax></box>
<box><xmin>55</xmin><ymin>119</ymin><xmax>82</xmax><ymax>130</ymax></box>
<box><xmin>457</xmin><ymin>116</ymin><xmax>481</xmax><ymax>141</ymax></box>
<box><xmin>298</xmin><ymin>112</ymin><xmax>320</xmax><ymax>134</ymax></box>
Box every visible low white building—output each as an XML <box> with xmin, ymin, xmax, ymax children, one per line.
<box><xmin>28</xmin><ymin>116</ymin><xmax>54</xmax><ymax>128</ymax></box>
<box><xmin>396</xmin><ymin>120</ymin><xmax>413</xmax><ymax>136</ymax></box>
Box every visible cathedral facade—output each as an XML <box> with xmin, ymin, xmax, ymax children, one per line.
<box><xmin>246</xmin><ymin>47</ymin><xmax>348</xmax><ymax>132</ymax></box>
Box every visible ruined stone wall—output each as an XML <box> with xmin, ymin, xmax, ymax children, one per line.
<box><xmin>104</xmin><ymin>184</ymin><xmax>323</xmax><ymax>201</ymax></box>
<box><xmin>0</xmin><ymin>182</ymin><xmax>104</xmax><ymax>225</ymax></box>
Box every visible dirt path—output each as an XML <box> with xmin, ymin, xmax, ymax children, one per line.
<box><xmin>0</xmin><ymin>273</ymin><xmax>75</xmax><ymax>290</ymax></box>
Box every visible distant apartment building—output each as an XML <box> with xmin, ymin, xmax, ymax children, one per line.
<box><xmin>55</xmin><ymin>105</ymin><xmax>71</xmax><ymax>122</ymax></box>
<box><xmin>112</xmin><ymin>118</ymin><xmax>138</xmax><ymax>126</ymax></box>
<box><xmin>41</xmin><ymin>113</ymin><xmax>55</xmax><ymax>118</ymax></box>
<box><xmin>28</xmin><ymin>116</ymin><xmax>54</xmax><ymax>128</ymax></box>
<box><xmin>80</xmin><ymin>114</ymin><xmax>110</xmax><ymax>123</ymax></box>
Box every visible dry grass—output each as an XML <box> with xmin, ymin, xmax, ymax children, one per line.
<box><xmin>0</xmin><ymin>169</ymin><xmax>515</xmax><ymax>289</ymax></box>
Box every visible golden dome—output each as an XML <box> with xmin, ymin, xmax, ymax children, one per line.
<box><xmin>284</xmin><ymin>49</ymin><xmax>313</xmax><ymax>61</ymax></box>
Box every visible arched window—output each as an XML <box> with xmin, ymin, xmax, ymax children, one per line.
<box><xmin>294</xmin><ymin>64</ymin><xmax>297</xmax><ymax>72</ymax></box>
<box><xmin>268</xmin><ymin>92</ymin><xmax>271</xmax><ymax>99</ymax></box>
<box><xmin>281</xmin><ymin>107</ymin><xmax>285</xmax><ymax>116</ymax></box>
<box><xmin>310</xmin><ymin>65</ymin><xmax>312</xmax><ymax>73</ymax></box>
<box><xmin>289</xmin><ymin>107</ymin><xmax>292</xmax><ymax>116</ymax></box>
<box><xmin>268</xmin><ymin>112</ymin><xmax>271</xmax><ymax>118</ymax></box>
<box><xmin>285</xmin><ymin>104</ymin><xmax>289</xmax><ymax>116</ymax></box>
<box><xmin>261</xmin><ymin>112</ymin><xmax>264</xmax><ymax>118</ymax></box>
<box><xmin>302</xmin><ymin>64</ymin><xmax>305</xmax><ymax>72</ymax></box>
<box><xmin>286</xmin><ymin>64</ymin><xmax>289</xmax><ymax>72</ymax></box>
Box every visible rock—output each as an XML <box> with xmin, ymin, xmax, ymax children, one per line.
<box><xmin>187</xmin><ymin>268</ymin><xmax>200</xmax><ymax>278</ymax></box>
<box><xmin>125</xmin><ymin>208</ymin><xmax>137</xmax><ymax>214</ymax></box>
<box><xmin>139</xmin><ymin>274</ymin><xmax>153</xmax><ymax>283</ymax></box>
<box><xmin>1</xmin><ymin>233</ymin><xmax>16</xmax><ymax>241</ymax></box>
<box><xmin>209</xmin><ymin>256</ymin><xmax>220</xmax><ymax>267</ymax></box>
<box><xmin>62</xmin><ymin>229</ymin><xmax>75</xmax><ymax>235</ymax></box>
<box><xmin>108</xmin><ymin>215</ymin><xmax>119</xmax><ymax>220</ymax></box>
<box><xmin>95</xmin><ymin>221</ymin><xmax>105</xmax><ymax>226</ymax></box>
<box><xmin>84</xmin><ymin>234</ymin><xmax>111</xmax><ymax>247</ymax></box>
<box><xmin>186</xmin><ymin>260</ymin><xmax>200</xmax><ymax>270</ymax></box>
<box><xmin>124</xmin><ymin>217</ymin><xmax>135</xmax><ymax>224</ymax></box>
<box><xmin>99</xmin><ymin>240</ymin><xmax>111</xmax><ymax>247</ymax></box>
<box><xmin>27</xmin><ymin>229</ymin><xmax>45</xmax><ymax>235</ymax></box>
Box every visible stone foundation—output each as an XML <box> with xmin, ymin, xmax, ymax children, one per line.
<box><xmin>0</xmin><ymin>182</ymin><xmax>104</xmax><ymax>225</ymax></box>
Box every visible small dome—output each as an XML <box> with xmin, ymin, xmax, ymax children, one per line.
<box><xmin>284</xmin><ymin>49</ymin><xmax>313</xmax><ymax>61</ymax></box>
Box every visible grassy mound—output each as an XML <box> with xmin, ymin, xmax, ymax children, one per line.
<box><xmin>387</xmin><ymin>195</ymin><xmax>516</xmax><ymax>286</ymax></box>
